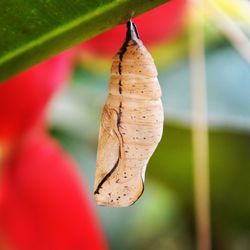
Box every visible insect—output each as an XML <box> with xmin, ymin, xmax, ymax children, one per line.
<box><xmin>94</xmin><ymin>20</ymin><xmax>164</xmax><ymax>207</ymax></box>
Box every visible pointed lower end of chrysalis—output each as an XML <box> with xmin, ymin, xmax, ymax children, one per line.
<box><xmin>126</xmin><ymin>19</ymin><xmax>140</xmax><ymax>41</ymax></box>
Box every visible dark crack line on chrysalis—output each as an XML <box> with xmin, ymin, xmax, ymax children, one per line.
<box><xmin>117</xmin><ymin>20</ymin><xmax>140</xmax><ymax>92</ymax></box>
<box><xmin>118</xmin><ymin>79</ymin><xmax>122</xmax><ymax>94</ymax></box>
<box><xmin>94</xmin><ymin>102</ymin><xmax>123</xmax><ymax>195</ymax></box>
<box><xmin>94</xmin><ymin>157</ymin><xmax>120</xmax><ymax>195</ymax></box>
<box><xmin>117</xmin><ymin>102</ymin><xmax>122</xmax><ymax>127</ymax></box>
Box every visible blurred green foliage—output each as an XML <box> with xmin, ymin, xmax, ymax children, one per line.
<box><xmin>0</xmin><ymin>0</ymin><xmax>168</xmax><ymax>81</ymax></box>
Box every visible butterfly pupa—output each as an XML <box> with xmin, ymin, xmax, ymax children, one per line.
<box><xmin>94</xmin><ymin>20</ymin><xmax>164</xmax><ymax>207</ymax></box>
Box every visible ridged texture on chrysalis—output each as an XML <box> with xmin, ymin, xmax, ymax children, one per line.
<box><xmin>94</xmin><ymin>20</ymin><xmax>164</xmax><ymax>207</ymax></box>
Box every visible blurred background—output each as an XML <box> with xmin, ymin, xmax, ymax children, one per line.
<box><xmin>1</xmin><ymin>0</ymin><xmax>250</xmax><ymax>249</ymax></box>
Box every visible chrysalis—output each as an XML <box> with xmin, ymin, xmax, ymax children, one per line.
<box><xmin>94</xmin><ymin>20</ymin><xmax>164</xmax><ymax>207</ymax></box>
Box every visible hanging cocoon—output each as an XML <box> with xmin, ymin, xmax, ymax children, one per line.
<box><xmin>94</xmin><ymin>20</ymin><xmax>164</xmax><ymax>207</ymax></box>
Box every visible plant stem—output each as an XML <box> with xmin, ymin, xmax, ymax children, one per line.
<box><xmin>188</xmin><ymin>1</ymin><xmax>211</xmax><ymax>249</ymax></box>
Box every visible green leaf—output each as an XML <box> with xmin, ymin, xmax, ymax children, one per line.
<box><xmin>0</xmin><ymin>0</ymin><xmax>169</xmax><ymax>82</ymax></box>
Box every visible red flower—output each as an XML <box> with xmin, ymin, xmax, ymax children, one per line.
<box><xmin>0</xmin><ymin>132</ymin><xmax>107</xmax><ymax>250</ymax></box>
<box><xmin>0</xmin><ymin>51</ymin><xmax>108</xmax><ymax>249</ymax></box>
<box><xmin>81</xmin><ymin>0</ymin><xmax>187</xmax><ymax>56</ymax></box>
<box><xmin>0</xmin><ymin>50</ymin><xmax>74</xmax><ymax>145</ymax></box>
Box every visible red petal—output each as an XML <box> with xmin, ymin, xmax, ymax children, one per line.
<box><xmin>0</xmin><ymin>133</ymin><xmax>108</xmax><ymax>250</ymax></box>
<box><xmin>0</xmin><ymin>51</ymin><xmax>74</xmax><ymax>144</ymax></box>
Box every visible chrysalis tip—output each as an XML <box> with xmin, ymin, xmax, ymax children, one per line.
<box><xmin>126</xmin><ymin>20</ymin><xmax>140</xmax><ymax>41</ymax></box>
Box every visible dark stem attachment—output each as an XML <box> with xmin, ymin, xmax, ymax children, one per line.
<box><xmin>117</xmin><ymin>20</ymin><xmax>140</xmax><ymax>75</ymax></box>
<box><xmin>118</xmin><ymin>20</ymin><xmax>140</xmax><ymax>61</ymax></box>
<box><xmin>126</xmin><ymin>20</ymin><xmax>140</xmax><ymax>41</ymax></box>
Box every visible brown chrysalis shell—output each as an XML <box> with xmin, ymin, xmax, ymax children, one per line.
<box><xmin>94</xmin><ymin>21</ymin><xmax>164</xmax><ymax>207</ymax></box>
